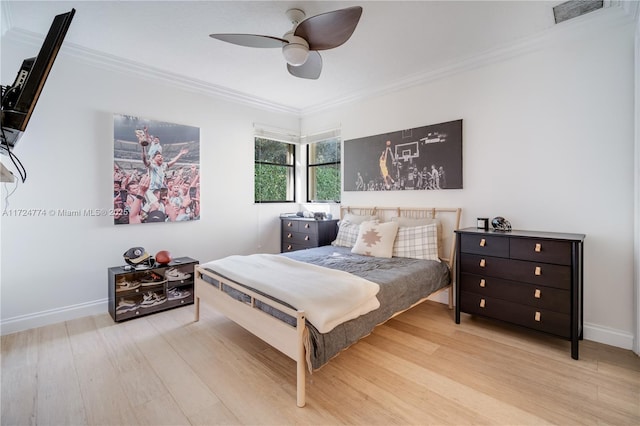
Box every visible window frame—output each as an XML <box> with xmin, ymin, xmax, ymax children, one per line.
<box><xmin>306</xmin><ymin>137</ymin><xmax>341</xmax><ymax>203</ymax></box>
<box><xmin>254</xmin><ymin>136</ymin><xmax>296</xmax><ymax>204</ymax></box>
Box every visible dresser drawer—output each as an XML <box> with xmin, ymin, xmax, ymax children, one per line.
<box><xmin>510</xmin><ymin>238</ymin><xmax>572</xmax><ymax>266</ymax></box>
<box><xmin>282</xmin><ymin>219</ymin><xmax>301</xmax><ymax>232</ymax></box>
<box><xmin>280</xmin><ymin>219</ymin><xmax>338</xmax><ymax>253</ymax></box>
<box><xmin>460</xmin><ymin>254</ymin><xmax>571</xmax><ymax>290</ymax></box>
<box><xmin>460</xmin><ymin>234</ymin><xmax>509</xmax><ymax>257</ymax></box>
<box><xmin>460</xmin><ymin>292</ymin><xmax>570</xmax><ymax>338</ymax></box>
<box><xmin>282</xmin><ymin>231</ymin><xmax>318</xmax><ymax>246</ymax></box>
<box><xmin>459</xmin><ymin>273</ymin><xmax>570</xmax><ymax>314</ymax></box>
<box><xmin>282</xmin><ymin>242</ymin><xmax>308</xmax><ymax>252</ymax></box>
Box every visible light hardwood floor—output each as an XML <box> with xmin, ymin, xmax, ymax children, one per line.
<box><xmin>2</xmin><ymin>300</ymin><xmax>638</xmax><ymax>425</ymax></box>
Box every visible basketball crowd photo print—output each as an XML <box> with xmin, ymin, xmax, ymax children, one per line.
<box><xmin>113</xmin><ymin>114</ymin><xmax>201</xmax><ymax>225</ymax></box>
<box><xmin>344</xmin><ymin>119</ymin><xmax>462</xmax><ymax>191</ymax></box>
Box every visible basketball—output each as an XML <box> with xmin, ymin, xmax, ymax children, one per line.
<box><xmin>155</xmin><ymin>250</ymin><xmax>172</xmax><ymax>265</ymax></box>
<box><xmin>386</xmin><ymin>140</ymin><xmax>391</xmax><ymax>146</ymax></box>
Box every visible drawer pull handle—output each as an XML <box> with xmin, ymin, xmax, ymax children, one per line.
<box><xmin>479</xmin><ymin>238</ymin><xmax>486</xmax><ymax>247</ymax></box>
<box><xmin>287</xmin><ymin>222</ymin><xmax>293</xmax><ymax>227</ymax></box>
<box><xmin>480</xmin><ymin>298</ymin><xmax>485</xmax><ymax>308</ymax></box>
<box><xmin>534</xmin><ymin>289</ymin><xmax>541</xmax><ymax>299</ymax></box>
<box><xmin>535</xmin><ymin>311</ymin><xmax>541</xmax><ymax>322</ymax></box>
<box><xmin>305</xmin><ymin>224</ymin><xmax>310</xmax><ymax>229</ymax></box>
<box><xmin>535</xmin><ymin>266</ymin><xmax>541</xmax><ymax>276</ymax></box>
<box><xmin>287</xmin><ymin>233</ymin><xmax>292</xmax><ymax>238</ymax></box>
<box><xmin>304</xmin><ymin>236</ymin><xmax>310</xmax><ymax>241</ymax></box>
<box><xmin>479</xmin><ymin>259</ymin><xmax>486</xmax><ymax>267</ymax></box>
<box><xmin>287</xmin><ymin>245</ymin><xmax>292</xmax><ymax>250</ymax></box>
<box><xmin>479</xmin><ymin>279</ymin><xmax>486</xmax><ymax>288</ymax></box>
<box><xmin>535</xmin><ymin>243</ymin><xmax>542</xmax><ymax>253</ymax></box>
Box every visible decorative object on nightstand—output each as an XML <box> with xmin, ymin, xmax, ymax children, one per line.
<box><xmin>455</xmin><ymin>228</ymin><xmax>585</xmax><ymax>359</ymax></box>
<box><xmin>476</xmin><ymin>217</ymin><xmax>489</xmax><ymax>230</ymax></box>
<box><xmin>281</xmin><ymin>217</ymin><xmax>338</xmax><ymax>252</ymax></box>
<box><xmin>491</xmin><ymin>216</ymin><xmax>512</xmax><ymax>231</ymax></box>
<box><xmin>108</xmin><ymin>256</ymin><xmax>198</xmax><ymax>322</ymax></box>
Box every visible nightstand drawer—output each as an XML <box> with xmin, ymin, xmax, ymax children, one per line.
<box><xmin>460</xmin><ymin>292</ymin><xmax>570</xmax><ymax>338</ymax></box>
<box><xmin>460</xmin><ymin>234</ymin><xmax>509</xmax><ymax>257</ymax></box>
<box><xmin>282</xmin><ymin>242</ymin><xmax>308</xmax><ymax>252</ymax></box>
<box><xmin>282</xmin><ymin>231</ymin><xmax>318</xmax><ymax>246</ymax></box>
<box><xmin>282</xmin><ymin>219</ymin><xmax>301</xmax><ymax>232</ymax></box>
<box><xmin>510</xmin><ymin>238</ymin><xmax>572</xmax><ymax>266</ymax></box>
<box><xmin>280</xmin><ymin>218</ymin><xmax>338</xmax><ymax>253</ymax></box>
<box><xmin>459</xmin><ymin>273</ymin><xmax>570</xmax><ymax>313</ymax></box>
<box><xmin>460</xmin><ymin>254</ymin><xmax>571</xmax><ymax>289</ymax></box>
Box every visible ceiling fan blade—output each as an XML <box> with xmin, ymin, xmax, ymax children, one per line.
<box><xmin>294</xmin><ymin>6</ymin><xmax>363</xmax><ymax>51</ymax></box>
<box><xmin>287</xmin><ymin>51</ymin><xmax>322</xmax><ymax>80</ymax></box>
<box><xmin>209</xmin><ymin>34</ymin><xmax>287</xmax><ymax>48</ymax></box>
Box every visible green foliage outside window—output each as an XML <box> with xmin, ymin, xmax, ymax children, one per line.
<box><xmin>254</xmin><ymin>138</ymin><xmax>295</xmax><ymax>203</ymax></box>
<box><xmin>308</xmin><ymin>138</ymin><xmax>341</xmax><ymax>202</ymax></box>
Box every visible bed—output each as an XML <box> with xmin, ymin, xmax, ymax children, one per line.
<box><xmin>193</xmin><ymin>206</ymin><xmax>462</xmax><ymax>407</ymax></box>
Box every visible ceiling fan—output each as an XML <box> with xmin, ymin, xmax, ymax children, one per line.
<box><xmin>209</xmin><ymin>6</ymin><xmax>363</xmax><ymax>80</ymax></box>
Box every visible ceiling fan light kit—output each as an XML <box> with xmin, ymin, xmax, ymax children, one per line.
<box><xmin>282</xmin><ymin>34</ymin><xmax>309</xmax><ymax>66</ymax></box>
<box><xmin>209</xmin><ymin>6</ymin><xmax>363</xmax><ymax>79</ymax></box>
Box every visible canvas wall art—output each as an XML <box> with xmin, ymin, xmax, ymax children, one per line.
<box><xmin>344</xmin><ymin>119</ymin><xmax>462</xmax><ymax>191</ymax></box>
<box><xmin>113</xmin><ymin>114</ymin><xmax>200</xmax><ymax>225</ymax></box>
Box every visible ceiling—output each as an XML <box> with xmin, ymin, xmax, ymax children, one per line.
<box><xmin>0</xmin><ymin>1</ymin><xmax>632</xmax><ymax>114</ymax></box>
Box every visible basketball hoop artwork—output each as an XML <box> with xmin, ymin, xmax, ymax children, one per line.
<box><xmin>113</xmin><ymin>114</ymin><xmax>201</xmax><ymax>225</ymax></box>
<box><xmin>344</xmin><ymin>119</ymin><xmax>462</xmax><ymax>191</ymax></box>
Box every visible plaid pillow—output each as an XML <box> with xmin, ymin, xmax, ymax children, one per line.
<box><xmin>392</xmin><ymin>223</ymin><xmax>440</xmax><ymax>262</ymax></box>
<box><xmin>331</xmin><ymin>220</ymin><xmax>362</xmax><ymax>248</ymax></box>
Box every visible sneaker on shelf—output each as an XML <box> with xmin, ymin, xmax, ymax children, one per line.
<box><xmin>165</xmin><ymin>267</ymin><xmax>192</xmax><ymax>281</ymax></box>
<box><xmin>139</xmin><ymin>291</ymin><xmax>167</xmax><ymax>308</ymax></box>
<box><xmin>116</xmin><ymin>279</ymin><xmax>141</xmax><ymax>292</ymax></box>
<box><xmin>116</xmin><ymin>298</ymin><xmax>138</xmax><ymax>313</ymax></box>
<box><xmin>140</xmin><ymin>272</ymin><xmax>167</xmax><ymax>286</ymax></box>
<box><xmin>167</xmin><ymin>287</ymin><xmax>191</xmax><ymax>301</ymax></box>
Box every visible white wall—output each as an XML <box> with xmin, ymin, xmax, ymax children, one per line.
<box><xmin>1</xmin><ymin>8</ymin><xmax>636</xmax><ymax>352</ymax></box>
<box><xmin>0</xmin><ymin>36</ymin><xmax>298</xmax><ymax>333</ymax></box>
<box><xmin>303</xmin><ymin>21</ymin><xmax>636</xmax><ymax>349</ymax></box>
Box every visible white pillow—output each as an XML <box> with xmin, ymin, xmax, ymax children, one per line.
<box><xmin>331</xmin><ymin>220</ymin><xmax>361</xmax><ymax>248</ymax></box>
<box><xmin>341</xmin><ymin>213</ymin><xmax>378</xmax><ymax>224</ymax></box>
<box><xmin>392</xmin><ymin>223</ymin><xmax>440</xmax><ymax>262</ymax></box>
<box><xmin>351</xmin><ymin>220</ymin><xmax>399</xmax><ymax>258</ymax></box>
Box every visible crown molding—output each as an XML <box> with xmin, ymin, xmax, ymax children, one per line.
<box><xmin>2</xmin><ymin>27</ymin><xmax>302</xmax><ymax>116</ymax></box>
<box><xmin>2</xmin><ymin>3</ymin><xmax>634</xmax><ymax>119</ymax></box>
<box><xmin>1</xmin><ymin>1</ymin><xmax>12</xmax><ymax>37</ymax></box>
<box><xmin>301</xmin><ymin>3</ymin><xmax>635</xmax><ymax>116</ymax></box>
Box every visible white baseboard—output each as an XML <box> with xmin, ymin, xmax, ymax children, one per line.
<box><xmin>1</xmin><ymin>297</ymin><xmax>636</xmax><ymax>352</ymax></box>
<box><xmin>0</xmin><ymin>299</ymin><xmax>108</xmax><ymax>336</ymax></box>
<box><xmin>583</xmin><ymin>322</ymin><xmax>635</xmax><ymax>350</ymax></box>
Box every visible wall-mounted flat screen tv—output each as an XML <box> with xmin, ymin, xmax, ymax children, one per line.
<box><xmin>1</xmin><ymin>8</ymin><xmax>75</xmax><ymax>150</ymax></box>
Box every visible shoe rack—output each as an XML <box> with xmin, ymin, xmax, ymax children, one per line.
<box><xmin>108</xmin><ymin>256</ymin><xmax>198</xmax><ymax>322</ymax></box>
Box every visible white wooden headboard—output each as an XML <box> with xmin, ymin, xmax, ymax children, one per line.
<box><xmin>339</xmin><ymin>206</ymin><xmax>462</xmax><ymax>270</ymax></box>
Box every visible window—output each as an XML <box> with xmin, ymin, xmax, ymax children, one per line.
<box><xmin>307</xmin><ymin>137</ymin><xmax>341</xmax><ymax>203</ymax></box>
<box><xmin>254</xmin><ymin>137</ymin><xmax>295</xmax><ymax>203</ymax></box>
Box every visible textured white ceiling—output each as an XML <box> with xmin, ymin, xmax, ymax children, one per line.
<box><xmin>1</xmin><ymin>1</ymin><xmax>630</xmax><ymax>114</ymax></box>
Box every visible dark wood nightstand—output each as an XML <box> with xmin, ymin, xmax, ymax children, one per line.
<box><xmin>281</xmin><ymin>218</ymin><xmax>338</xmax><ymax>252</ymax></box>
<box><xmin>455</xmin><ymin>228</ymin><xmax>585</xmax><ymax>359</ymax></box>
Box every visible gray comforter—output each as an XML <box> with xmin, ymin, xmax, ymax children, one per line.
<box><xmin>283</xmin><ymin>246</ymin><xmax>450</xmax><ymax>369</ymax></box>
<box><xmin>202</xmin><ymin>245</ymin><xmax>450</xmax><ymax>370</ymax></box>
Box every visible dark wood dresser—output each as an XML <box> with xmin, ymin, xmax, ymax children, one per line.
<box><xmin>455</xmin><ymin>228</ymin><xmax>585</xmax><ymax>359</ymax></box>
<box><xmin>281</xmin><ymin>218</ymin><xmax>339</xmax><ymax>253</ymax></box>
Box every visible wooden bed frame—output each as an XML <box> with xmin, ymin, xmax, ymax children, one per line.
<box><xmin>193</xmin><ymin>206</ymin><xmax>462</xmax><ymax>407</ymax></box>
